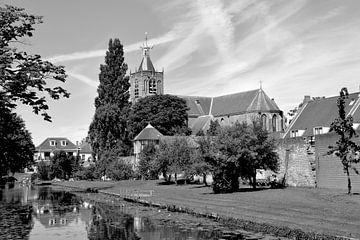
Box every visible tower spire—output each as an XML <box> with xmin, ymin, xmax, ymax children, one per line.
<box><xmin>141</xmin><ymin>32</ymin><xmax>153</xmax><ymax>56</ymax></box>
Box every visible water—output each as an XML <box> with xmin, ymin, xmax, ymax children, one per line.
<box><xmin>0</xmin><ymin>185</ymin><xmax>247</xmax><ymax>240</ymax></box>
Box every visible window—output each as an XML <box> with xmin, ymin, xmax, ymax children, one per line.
<box><xmin>134</xmin><ymin>80</ymin><xmax>139</xmax><ymax>98</ymax></box>
<box><xmin>261</xmin><ymin>114</ymin><xmax>267</xmax><ymax>130</ymax></box>
<box><xmin>314</xmin><ymin>127</ymin><xmax>323</xmax><ymax>135</ymax></box>
<box><xmin>81</xmin><ymin>154</ymin><xmax>85</xmax><ymax>161</ymax></box>
<box><xmin>290</xmin><ymin>130</ymin><xmax>299</xmax><ymax>138</ymax></box>
<box><xmin>50</xmin><ymin>140</ymin><xmax>56</xmax><ymax>146</ymax></box>
<box><xmin>272</xmin><ymin>115</ymin><xmax>277</xmax><ymax>132</ymax></box>
<box><xmin>149</xmin><ymin>79</ymin><xmax>156</xmax><ymax>94</ymax></box>
<box><xmin>61</xmin><ymin>140</ymin><xmax>67</xmax><ymax>146</ymax></box>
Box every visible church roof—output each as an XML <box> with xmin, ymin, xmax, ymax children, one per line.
<box><xmin>134</xmin><ymin>123</ymin><xmax>163</xmax><ymax>141</ymax></box>
<box><xmin>191</xmin><ymin>115</ymin><xmax>213</xmax><ymax>135</ymax></box>
<box><xmin>177</xmin><ymin>96</ymin><xmax>212</xmax><ymax>117</ymax></box>
<box><xmin>138</xmin><ymin>55</ymin><xmax>155</xmax><ymax>72</ymax></box>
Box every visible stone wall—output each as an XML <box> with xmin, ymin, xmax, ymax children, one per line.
<box><xmin>275</xmin><ymin>137</ymin><xmax>316</xmax><ymax>187</ymax></box>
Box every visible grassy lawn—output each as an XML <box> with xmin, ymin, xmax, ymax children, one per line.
<box><xmin>55</xmin><ymin>180</ymin><xmax>360</xmax><ymax>239</ymax></box>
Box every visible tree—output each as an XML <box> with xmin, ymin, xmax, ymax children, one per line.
<box><xmin>239</xmin><ymin>120</ymin><xmax>279</xmax><ymax>189</ymax></box>
<box><xmin>1</xmin><ymin>5</ymin><xmax>69</xmax><ymax>121</ymax></box>
<box><xmin>190</xmin><ymin>136</ymin><xmax>214</xmax><ymax>186</ymax></box>
<box><xmin>107</xmin><ymin>160</ymin><xmax>134</xmax><ymax>180</ymax></box>
<box><xmin>88</xmin><ymin>38</ymin><xmax>131</xmax><ymax>170</ymax></box>
<box><xmin>328</xmin><ymin>88</ymin><xmax>360</xmax><ymax>194</ymax></box>
<box><xmin>138</xmin><ymin>143</ymin><xmax>158</xmax><ymax>180</ymax></box>
<box><xmin>50</xmin><ymin>150</ymin><xmax>75</xmax><ymax>179</ymax></box>
<box><xmin>0</xmin><ymin>111</ymin><xmax>34</xmax><ymax>176</ymax></box>
<box><xmin>207</xmin><ymin>120</ymin><xmax>220</xmax><ymax>136</ymax></box>
<box><xmin>128</xmin><ymin>94</ymin><xmax>191</xmax><ymax>138</ymax></box>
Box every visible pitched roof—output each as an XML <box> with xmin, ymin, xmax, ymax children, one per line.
<box><xmin>284</xmin><ymin>92</ymin><xmax>360</xmax><ymax>138</ymax></box>
<box><xmin>79</xmin><ymin>141</ymin><xmax>92</xmax><ymax>154</ymax></box>
<box><xmin>36</xmin><ymin>137</ymin><xmax>77</xmax><ymax>151</ymax></box>
<box><xmin>178</xmin><ymin>96</ymin><xmax>212</xmax><ymax>117</ymax></box>
<box><xmin>134</xmin><ymin>123</ymin><xmax>163</xmax><ymax>141</ymax></box>
<box><xmin>138</xmin><ymin>55</ymin><xmax>155</xmax><ymax>72</ymax></box>
<box><xmin>191</xmin><ymin>115</ymin><xmax>213</xmax><ymax>135</ymax></box>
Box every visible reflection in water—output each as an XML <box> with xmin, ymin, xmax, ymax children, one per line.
<box><xmin>0</xmin><ymin>186</ymin><xmax>232</xmax><ymax>240</ymax></box>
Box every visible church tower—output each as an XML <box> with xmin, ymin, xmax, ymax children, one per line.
<box><xmin>129</xmin><ymin>34</ymin><xmax>164</xmax><ymax>103</ymax></box>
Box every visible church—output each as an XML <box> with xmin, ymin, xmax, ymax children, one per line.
<box><xmin>129</xmin><ymin>38</ymin><xmax>285</xmax><ymax>135</ymax></box>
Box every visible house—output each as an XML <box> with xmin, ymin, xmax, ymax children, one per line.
<box><xmin>129</xmin><ymin>36</ymin><xmax>285</xmax><ymax>135</ymax></box>
<box><xmin>281</xmin><ymin>91</ymin><xmax>360</xmax><ymax>191</ymax></box>
<box><xmin>34</xmin><ymin>137</ymin><xmax>79</xmax><ymax>162</ymax></box>
<box><xmin>78</xmin><ymin>140</ymin><xmax>94</xmax><ymax>167</ymax></box>
<box><xmin>133</xmin><ymin>123</ymin><xmax>163</xmax><ymax>164</ymax></box>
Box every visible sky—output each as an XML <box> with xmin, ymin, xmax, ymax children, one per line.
<box><xmin>3</xmin><ymin>0</ymin><xmax>360</xmax><ymax>146</ymax></box>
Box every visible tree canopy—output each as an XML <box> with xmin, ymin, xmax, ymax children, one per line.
<box><xmin>128</xmin><ymin>94</ymin><xmax>191</xmax><ymax>138</ymax></box>
<box><xmin>88</xmin><ymin>38</ymin><xmax>131</xmax><ymax>161</ymax></box>
<box><xmin>0</xmin><ymin>111</ymin><xmax>34</xmax><ymax>176</ymax></box>
<box><xmin>1</xmin><ymin>5</ymin><xmax>69</xmax><ymax>121</ymax></box>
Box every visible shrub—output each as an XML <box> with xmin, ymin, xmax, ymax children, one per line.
<box><xmin>37</xmin><ymin>161</ymin><xmax>51</xmax><ymax>180</ymax></box>
<box><xmin>107</xmin><ymin>160</ymin><xmax>134</xmax><ymax>180</ymax></box>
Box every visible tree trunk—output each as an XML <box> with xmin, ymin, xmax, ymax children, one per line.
<box><xmin>175</xmin><ymin>173</ymin><xmax>178</xmax><ymax>185</ymax></box>
<box><xmin>252</xmin><ymin>172</ymin><xmax>257</xmax><ymax>189</ymax></box>
<box><xmin>162</xmin><ymin>171</ymin><xmax>168</xmax><ymax>182</ymax></box>
<box><xmin>203</xmin><ymin>173</ymin><xmax>207</xmax><ymax>186</ymax></box>
<box><xmin>346</xmin><ymin>166</ymin><xmax>352</xmax><ymax>194</ymax></box>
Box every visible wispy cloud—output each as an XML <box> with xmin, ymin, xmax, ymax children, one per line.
<box><xmin>46</xmin><ymin>32</ymin><xmax>177</xmax><ymax>63</ymax></box>
<box><xmin>67</xmin><ymin>71</ymin><xmax>98</xmax><ymax>88</ymax></box>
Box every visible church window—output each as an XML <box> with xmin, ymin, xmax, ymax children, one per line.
<box><xmin>149</xmin><ymin>79</ymin><xmax>156</xmax><ymax>94</ymax></box>
<box><xmin>261</xmin><ymin>114</ymin><xmax>267</xmax><ymax>130</ymax></box>
<box><xmin>134</xmin><ymin>80</ymin><xmax>139</xmax><ymax>98</ymax></box>
<box><xmin>272</xmin><ymin>115</ymin><xmax>277</xmax><ymax>132</ymax></box>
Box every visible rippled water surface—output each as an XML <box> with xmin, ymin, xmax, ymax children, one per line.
<box><xmin>0</xmin><ymin>185</ymin><xmax>232</xmax><ymax>240</ymax></box>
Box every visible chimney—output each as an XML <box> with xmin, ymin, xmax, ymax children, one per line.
<box><xmin>76</xmin><ymin>141</ymin><xmax>79</xmax><ymax>147</ymax></box>
<box><xmin>303</xmin><ymin>95</ymin><xmax>311</xmax><ymax>104</ymax></box>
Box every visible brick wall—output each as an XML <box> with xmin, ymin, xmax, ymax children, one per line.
<box><xmin>275</xmin><ymin>137</ymin><xmax>316</xmax><ymax>187</ymax></box>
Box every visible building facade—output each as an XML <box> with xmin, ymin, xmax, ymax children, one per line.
<box><xmin>34</xmin><ymin>137</ymin><xmax>79</xmax><ymax>162</ymax></box>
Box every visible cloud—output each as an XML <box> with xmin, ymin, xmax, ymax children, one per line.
<box><xmin>46</xmin><ymin>32</ymin><xmax>177</xmax><ymax>63</ymax></box>
<box><xmin>67</xmin><ymin>71</ymin><xmax>98</xmax><ymax>88</ymax></box>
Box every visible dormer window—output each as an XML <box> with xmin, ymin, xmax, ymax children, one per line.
<box><xmin>61</xmin><ymin>140</ymin><xmax>67</xmax><ymax>146</ymax></box>
<box><xmin>314</xmin><ymin>127</ymin><xmax>323</xmax><ymax>135</ymax></box>
<box><xmin>50</xmin><ymin>140</ymin><xmax>56</xmax><ymax>146</ymax></box>
<box><xmin>290</xmin><ymin>130</ymin><xmax>299</xmax><ymax>138</ymax></box>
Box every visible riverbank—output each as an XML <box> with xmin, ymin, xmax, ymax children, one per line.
<box><xmin>54</xmin><ymin>180</ymin><xmax>360</xmax><ymax>239</ymax></box>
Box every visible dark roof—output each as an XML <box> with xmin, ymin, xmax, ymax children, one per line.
<box><xmin>138</xmin><ymin>55</ymin><xmax>155</xmax><ymax>72</ymax></box>
<box><xmin>191</xmin><ymin>115</ymin><xmax>213</xmax><ymax>135</ymax></box>
<box><xmin>134</xmin><ymin>123</ymin><xmax>163</xmax><ymax>141</ymax></box>
<box><xmin>36</xmin><ymin>137</ymin><xmax>77</xmax><ymax>151</ymax></box>
<box><xmin>178</xmin><ymin>96</ymin><xmax>212</xmax><ymax>117</ymax></box>
<box><xmin>284</xmin><ymin>92</ymin><xmax>360</xmax><ymax>138</ymax></box>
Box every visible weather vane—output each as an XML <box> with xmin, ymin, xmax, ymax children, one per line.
<box><xmin>141</xmin><ymin>32</ymin><xmax>153</xmax><ymax>56</ymax></box>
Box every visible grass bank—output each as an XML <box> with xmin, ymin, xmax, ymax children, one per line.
<box><xmin>54</xmin><ymin>180</ymin><xmax>360</xmax><ymax>239</ymax></box>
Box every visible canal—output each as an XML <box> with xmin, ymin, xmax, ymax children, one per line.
<box><xmin>0</xmin><ymin>185</ymin><xmax>283</xmax><ymax>240</ymax></box>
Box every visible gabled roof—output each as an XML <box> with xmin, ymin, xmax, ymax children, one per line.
<box><xmin>179</xmin><ymin>89</ymin><xmax>281</xmax><ymax>118</ymax></box>
<box><xmin>284</xmin><ymin>92</ymin><xmax>360</xmax><ymax>138</ymax></box>
<box><xmin>36</xmin><ymin>137</ymin><xmax>77</xmax><ymax>151</ymax></box>
<box><xmin>134</xmin><ymin>123</ymin><xmax>163</xmax><ymax>141</ymax></box>
<box><xmin>191</xmin><ymin>115</ymin><xmax>213</xmax><ymax>135</ymax></box>
<box><xmin>178</xmin><ymin>96</ymin><xmax>212</xmax><ymax>117</ymax></box>
<box><xmin>79</xmin><ymin>141</ymin><xmax>92</xmax><ymax>154</ymax></box>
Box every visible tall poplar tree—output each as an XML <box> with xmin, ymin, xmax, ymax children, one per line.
<box><xmin>88</xmin><ymin>39</ymin><xmax>131</xmax><ymax>165</ymax></box>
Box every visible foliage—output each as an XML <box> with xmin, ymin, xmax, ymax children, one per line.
<box><xmin>88</xmin><ymin>38</ymin><xmax>131</xmax><ymax>167</ymax></box>
<box><xmin>0</xmin><ymin>110</ymin><xmax>34</xmax><ymax>176</ymax></box>
<box><xmin>154</xmin><ymin>137</ymin><xmax>193</xmax><ymax>183</ymax></box>
<box><xmin>209</xmin><ymin>121</ymin><xmax>279</xmax><ymax>193</ymax></box>
<box><xmin>106</xmin><ymin>160</ymin><xmax>134</xmax><ymax>181</ymax></box>
<box><xmin>190</xmin><ymin>136</ymin><xmax>214</xmax><ymax>186</ymax></box>
<box><xmin>128</xmin><ymin>94</ymin><xmax>191</xmax><ymax>138</ymax></box>
<box><xmin>138</xmin><ymin>143</ymin><xmax>158</xmax><ymax>180</ymax></box>
<box><xmin>0</xmin><ymin>5</ymin><xmax>69</xmax><ymax>121</ymax></box>
<box><xmin>328</xmin><ymin>87</ymin><xmax>360</xmax><ymax>194</ymax></box>
<box><xmin>74</xmin><ymin>164</ymin><xmax>98</xmax><ymax>180</ymax></box>
<box><xmin>37</xmin><ymin>160</ymin><xmax>51</xmax><ymax>180</ymax></box>
<box><xmin>239</xmin><ymin>120</ymin><xmax>279</xmax><ymax>188</ymax></box>
<box><xmin>207</xmin><ymin>120</ymin><xmax>220</xmax><ymax>136</ymax></box>
<box><xmin>50</xmin><ymin>150</ymin><xmax>76</xmax><ymax>179</ymax></box>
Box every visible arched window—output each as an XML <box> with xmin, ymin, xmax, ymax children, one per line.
<box><xmin>272</xmin><ymin>115</ymin><xmax>277</xmax><ymax>132</ymax></box>
<box><xmin>149</xmin><ymin>79</ymin><xmax>156</xmax><ymax>94</ymax></box>
<box><xmin>261</xmin><ymin>114</ymin><xmax>267</xmax><ymax>130</ymax></box>
<box><xmin>134</xmin><ymin>80</ymin><xmax>139</xmax><ymax>98</ymax></box>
